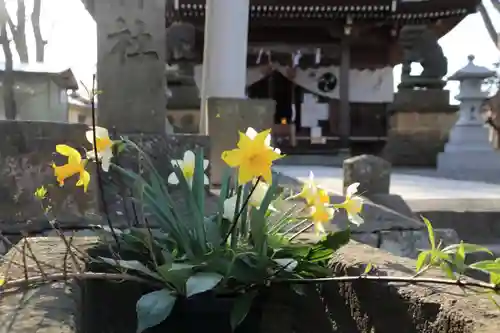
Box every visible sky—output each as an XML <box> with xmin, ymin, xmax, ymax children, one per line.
<box><xmin>1</xmin><ymin>0</ymin><xmax>500</xmax><ymax>104</ymax></box>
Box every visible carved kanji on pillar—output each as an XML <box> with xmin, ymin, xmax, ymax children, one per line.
<box><xmin>108</xmin><ymin>17</ymin><xmax>159</xmax><ymax>64</ymax></box>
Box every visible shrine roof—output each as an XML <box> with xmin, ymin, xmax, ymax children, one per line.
<box><xmin>169</xmin><ymin>0</ymin><xmax>479</xmax><ymax>21</ymax></box>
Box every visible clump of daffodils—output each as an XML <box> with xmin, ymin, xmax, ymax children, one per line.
<box><xmin>220</xmin><ymin>127</ymin><xmax>364</xmax><ymax>235</ymax></box>
<box><xmin>42</xmin><ymin>124</ymin><xmax>367</xmax><ymax>333</ymax></box>
<box><xmin>51</xmin><ymin>126</ymin><xmax>115</xmax><ymax>192</ymax></box>
<box><xmin>49</xmin><ymin>124</ymin><xmax>364</xmax><ymax>236</ymax></box>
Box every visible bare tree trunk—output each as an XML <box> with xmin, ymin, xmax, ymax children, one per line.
<box><xmin>0</xmin><ymin>24</ymin><xmax>17</xmax><ymax>120</ymax></box>
<box><xmin>31</xmin><ymin>0</ymin><xmax>45</xmax><ymax>62</ymax></box>
<box><xmin>7</xmin><ymin>0</ymin><xmax>28</xmax><ymax>63</ymax></box>
<box><xmin>492</xmin><ymin>0</ymin><xmax>500</xmax><ymax>14</ymax></box>
<box><xmin>479</xmin><ymin>3</ymin><xmax>499</xmax><ymax>49</ymax></box>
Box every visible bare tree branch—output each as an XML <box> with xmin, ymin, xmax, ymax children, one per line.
<box><xmin>492</xmin><ymin>0</ymin><xmax>500</xmax><ymax>15</ymax></box>
<box><xmin>6</xmin><ymin>0</ymin><xmax>28</xmax><ymax>63</ymax></box>
<box><xmin>31</xmin><ymin>0</ymin><xmax>45</xmax><ymax>62</ymax></box>
<box><xmin>479</xmin><ymin>2</ymin><xmax>500</xmax><ymax>50</ymax></box>
<box><xmin>0</xmin><ymin>21</ymin><xmax>17</xmax><ymax>120</ymax></box>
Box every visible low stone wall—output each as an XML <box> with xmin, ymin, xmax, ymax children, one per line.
<box><xmin>0</xmin><ymin>237</ymin><xmax>497</xmax><ymax>333</ymax></box>
<box><xmin>0</xmin><ymin>120</ymin><xmax>210</xmax><ymax>254</ymax></box>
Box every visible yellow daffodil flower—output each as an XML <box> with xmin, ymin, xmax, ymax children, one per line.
<box><xmin>168</xmin><ymin>150</ymin><xmax>209</xmax><ymax>188</ymax></box>
<box><xmin>298</xmin><ymin>171</ymin><xmax>330</xmax><ymax>205</ymax></box>
<box><xmin>334</xmin><ymin>182</ymin><xmax>364</xmax><ymax>226</ymax></box>
<box><xmin>52</xmin><ymin>145</ymin><xmax>90</xmax><ymax>192</ymax></box>
<box><xmin>309</xmin><ymin>198</ymin><xmax>335</xmax><ymax>234</ymax></box>
<box><xmin>221</xmin><ymin>127</ymin><xmax>283</xmax><ymax>185</ymax></box>
<box><xmin>86</xmin><ymin>126</ymin><xmax>113</xmax><ymax>172</ymax></box>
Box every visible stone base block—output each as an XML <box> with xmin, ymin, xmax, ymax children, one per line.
<box><xmin>382</xmin><ymin>130</ymin><xmax>448</xmax><ymax>166</ymax></box>
<box><xmin>393</xmin><ymin>89</ymin><xmax>450</xmax><ymax>108</ymax></box>
<box><xmin>437</xmin><ymin>150</ymin><xmax>500</xmax><ymax>174</ymax></box>
<box><xmin>383</xmin><ymin>102</ymin><xmax>457</xmax><ymax>167</ymax></box>
<box><xmin>207</xmin><ymin>97</ymin><xmax>275</xmax><ymax>185</ymax></box>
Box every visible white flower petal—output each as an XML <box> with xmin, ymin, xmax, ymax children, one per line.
<box><xmin>93</xmin><ymin>126</ymin><xmax>109</xmax><ymax>138</ymax></box>
<box><xmin>85</xmin><ymin>126</ymin><xmax>109</xmax><ymax>145</ymax></box>
<box><xmin>273</xmin><ymin>258</ymin><xmax>298</xmax><ymax>272</ymax></box>
<box><xmin>203</xmin><ymin>159</ymin><xmax>209</xmax><ymax>170</ymax></box>
<box><xmin>223</xmin><ymin>195</ymin><xmax>238</xmax><ymax>220</ymax></box>
<box><xmin>249</xmin><ymin>182</ymin><xmax>269</xmax><ymax>206</ymax></box>
<box><xmin>264</xmin><ymin>133</ymin><xmax>272</xmax><ymax>147</ymax></box>
<box><xmin>167</xmin><ymin>172</ymin><xmax>179</xmax><ymax>184</ymax></box>
<box><xmin>203</xmin><ymin>174</ymin><xmax>209</xmax><ymax>185</ymax></box>
<box><xmin>346</xmin><ymin>182</ymin><xmax>360</xmax><ymax>198</ymax></box>
<box><xmin>85</xmin><ymin>131</ymin><xmax>94</xmax><ymax>145</ymax></box>
<box><xmin>308</xmin><ymin>171</ymin><xmax>315</xmax><ymax>182</ymax></box>
<box><xmin>348</xmin><ymin>213</ymin><xmax>364</xmax><ymax>226</ymax></box>
<box><xmin>100</xmin><ymin>149</ymin><xmax>113</xmax><ymax>172</ymax></box>
<box><xmin>171</xmin><ymin>159</ymin><xmax>183</xmax><ymax>168</ymax></box>
<box><xmin>245</xmin><ymin>127</ymin><xmax>258</xmax><ymax>140</ymax></box>
<box><xmin>183</xmin><ymin>150</ymin><xmax>196</xmax><ymax>165</ymax></box>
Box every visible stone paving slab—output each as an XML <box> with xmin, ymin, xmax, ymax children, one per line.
<box><xmin>274</xmin><ymin>165</ymin><xmax>500</xmax><ymax>200</ymax></box>
<box><xmin>0</xmin><ymin>237</ymin><xmax>98</xmax><ymax>333</ymax></box>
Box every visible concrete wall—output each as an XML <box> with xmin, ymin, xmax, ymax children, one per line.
<box><xmin>68</xmin><ymin>104</ymin><xmax>93</xmax><ymax>125</ymax></box>
<box><xmin>0</xmin><ymin>73</ymin><xmax>69</xmax><ymax>121</ymax></box>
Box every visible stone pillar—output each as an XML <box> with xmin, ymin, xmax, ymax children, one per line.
<box><xmin>94</xmin><ymin>0</ymin><xmax>166</xmax><ymax>133</ymax></box>
<box><xmin>339</xmin><ymin>31</ymin><xmax>351</xmax><ymax>154</ymax></box>
<box><xmin>199</xmin><ymin>0</ymin><xmax>250</xmax><ymax>134</ymax></box>
<box><xmin>437</xmin><ymin>55</ymin><xmax>500</xmax><ymax>174</ymax></box>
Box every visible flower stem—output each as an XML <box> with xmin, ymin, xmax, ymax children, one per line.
<box><xmin>221</xmin><ymin>177</ymin><xmax>261</xmax><ymax>245</ymax></box>
<box><xmin>90</xmin><ymin>74</ymin><xmax>120</xmax><ymax>249</ymax></box>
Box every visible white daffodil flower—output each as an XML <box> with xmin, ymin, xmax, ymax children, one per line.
<box><xmin>85</xmin><ymin>126</ymin><xmax>113</xmax><ymax>172</ymax></box>
<box><xmin>334</xmin><ymin>182</ymin><xmax>364</xmax><ymax>226</ymax></box>
<box><xmin>245</xmin><ymin>127</ymin><xmax>281</xmax><ymax>154</ymax></box>
<box><xmin>248</xmin><ymin>180</ymin><xmax>270</xmax><ymax>206</ymax></box>
<box><xmin>222</xmin><ymin>181</ymin><xmax>273</xmax><ymax>221</ymax></box>
<box><xmin>167</xmin><ymin>150</ymin><xmax>209</xmax><ymax>188</ymax></box>
<box><xmin>223</xmin><ymin>195</ymin><xmax>239</xmax><ymax>221</ymax></box>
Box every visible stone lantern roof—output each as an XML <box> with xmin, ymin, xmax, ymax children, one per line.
<box><xmin>448</xmin><ymin>55</ymin><xmax>496</xmax><ymax>81</ymax></box>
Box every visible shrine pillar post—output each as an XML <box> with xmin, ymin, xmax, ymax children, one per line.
<box><xmin>93</xmin><ymin>0</ymin><xmax>167</xmax><ymax>133</ymax></box>
<box><xmin>339</xmin><ymin>21</ymin><xmax>352</xmax><ymax>153</ymax></box>
<box><xmin>199</xmin><ymin>0</ymin><xmax>250</xmax><ymax>134</ymax></box>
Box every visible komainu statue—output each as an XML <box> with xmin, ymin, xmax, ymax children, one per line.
<box><xmin>165</xmin><ymin>21</ymin><xmax>196</xmax><ymax>64</ymax></box>
<box><xmin>398</xmin><ymin>25</ymin><xmax>448</xmax><ymax>89</ymax></box>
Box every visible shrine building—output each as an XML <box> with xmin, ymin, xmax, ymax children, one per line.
<box><xmin>165</xmin><ymin>0</ymin><xmax>479</xmax><ymax>157</ymax></box>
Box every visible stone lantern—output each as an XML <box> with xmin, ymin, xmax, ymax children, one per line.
<box><xmin>437</xmin><ymin>55</ymin><xmax>499</xmax><ymax>174</ymax></box>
